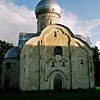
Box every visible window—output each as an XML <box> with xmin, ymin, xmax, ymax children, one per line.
<box><xmin>54</xmin><ymin>31</ymin><xmax>57</xmax><ymax>37</ymax></box>
<box><xmin>41</xmin><ymin>40</ymin><xmax>42</xmax><ymax>44</ymax></box>
<box><xmin>54</xmin><ymin>46</ymin><xmax>62</xmax><ymax>56</ymax></box>
<box><xmin>80</xmin><ymin>59</ymin><xmax>84</xmax><ymax>64</ymax></box>
<box><xmin>24</xmin><ymin>68</ymin><xmax>25</xmax><ymax>73</ymax></box>
<box><xmin>50</xmin><ymin>20</ymin><xmax>52</xmax><ymax>25</ymax></box>
<box><xmin>62</xmin><ymin>61</ymin><xmax>65</xmax><ymax>67</ymax></box>
<box><xmin>6</xmin><ymin>62</ymin><xmax>11</xmax><ymax>69</ymax></box>
<box><xmin>40</xmin><ymin>23</ymin><xmax>44</xmax><ymax>30</ymax></box>
<box><xmin>52</xmin><ymin>60</ymin><xmax>55</xmax><ymax>67</ymax></box>
<box><xmin>52</xmin><ymin>8</ymin><xmax>55</xmax><ymax>11</ymax></box>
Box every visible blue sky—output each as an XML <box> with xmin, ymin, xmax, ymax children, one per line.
<box><xmin>0</xmin><ymin>0</ymin><xmax>100</xmax><ymax>49</ymax></box>
<box><xmin>8</xmin><ymin>0</ymin><xmax>100</xmax><ymax>20</ymax></box>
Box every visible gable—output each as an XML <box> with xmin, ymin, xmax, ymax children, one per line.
<box><xmin>39</xmin><ymin>24</ymin><xmax>75</xmax><ymax>46</ymax></box>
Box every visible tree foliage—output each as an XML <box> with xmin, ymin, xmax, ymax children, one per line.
<box><xmin>92</xmin><ymin>46</ymin><xmax>100</xmax><ymax>85</ymax></box>
<box><xmin>92</xmin><ymin>46</ymin><xmax>99</xmax><ymax>63</ymax></box>
<box><xmin>0</xmin><ymin>40</ymin><xmax>14</xmax><ymax>84</ymax></box>
<box><xmin>0</xmin><ymin>40</ymin><xmax>14</xmax><ymax>67</ymax></box>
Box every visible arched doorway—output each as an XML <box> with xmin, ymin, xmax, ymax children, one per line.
<box><xmin>53</xmin><ymin>76</ymin><xmax>62</xmax><ymax>90</ymax></box>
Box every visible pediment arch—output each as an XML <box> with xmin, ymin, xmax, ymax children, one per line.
<box><xmin>39</xmin><ymin>24</ymin><xmax>74</xmax><ymax>46</ymax></box>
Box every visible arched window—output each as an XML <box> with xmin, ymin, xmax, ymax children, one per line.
<box><xmin>53</xmin><ymin>76</ymin><xmax>62</xmax><ymax>90</ymax></box>
<box><xmin>54</xmin><ymin>46</ymin><xmax>62</xmax><ymax>56</ymax></box>
<box><xmin>62</xmin><ymin>61</ymin><xmax>65</xmax><ymax>67</ymax></box>
<box><xmin>50</xmin><ymin>20</ymin><xmax>52</xmax><ymax>25</ymax></box>
<box><xmin>52</xmin><ymin>60</ymin><xmax>55</xmax><ymax>67</ymax></box>
<box><xmin>41</xmin><ymin>40</ymin><xmax>42</xmax><ymax>44</ymax></box>
<box><xmin>54</xmin><ymin>31</ymin><xmax>57</xmax><ymax>37</ymax></box>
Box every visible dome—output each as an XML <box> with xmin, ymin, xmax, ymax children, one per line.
<box><xmin>35</xmin><ymin>0</ymin><xmax>61</xmax><ymax>17</ymax></box>
<box><xmin>4</xmin><ymin>47</ymin><xmax>20</xmax><ymax>59</ymax></box>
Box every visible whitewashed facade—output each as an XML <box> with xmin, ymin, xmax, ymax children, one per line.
<box><xmin>2</xmin><ymin>0</ymin><xmax>95</xmax><ymax>91</ymax></box>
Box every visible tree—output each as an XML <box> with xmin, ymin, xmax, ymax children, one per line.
<box><xmin>0</xmin><ymin>40</ymin><xmax>14</xmax><ymax>81</ymax></box>
<box><xmin>92</xmin><ymin>46</ymin><xmax>100</xmax><ymax>85</ymax></box>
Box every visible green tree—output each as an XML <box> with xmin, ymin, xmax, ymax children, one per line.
<box><xmin>0</xmin><ymin>40</ymin><xmax>14</xmax><ymax>78</ymax></box>
<box><xmin>92</xmin><ymin>46</ymin><xmax>100</xmax><ymax>85</ymax></box>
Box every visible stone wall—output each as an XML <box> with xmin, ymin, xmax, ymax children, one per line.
<box><xmin>20</xmin><ymin>24</ymin><xmax>95</xmax><ymax>91</ymax></box>
<box><xmin>20</xmin><ymin>37</ymin><xmax>40</xmax><ymax>91</ymax></box>
<box><xmin>37</xmin><ymin>13</ymin><xmax>60</xmax><ymax>32</ymax></box>
<box><xmin>1</xmin><ymin>59</ymin><xmax>20</xmax><ymax>89</ymax></box>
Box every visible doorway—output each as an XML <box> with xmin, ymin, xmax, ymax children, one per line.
<box><xmin>53</xmin><ymin>76</ymin><xmax>62</xmax><ymax>90</ymax></box>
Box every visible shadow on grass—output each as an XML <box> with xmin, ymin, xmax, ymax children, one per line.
<box><xmin>0</xmin><ymin>89</ymin><xmax>100</xmax><ymax>100</ymax></box>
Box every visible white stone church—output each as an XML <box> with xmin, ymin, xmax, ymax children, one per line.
<box><xmin>1</xmin><ymin>0</ymin><xmax>95</xmax><ymax>91</ymax></box>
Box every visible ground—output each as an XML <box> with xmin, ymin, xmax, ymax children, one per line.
<box><xmin>0</xmin><ymin>88</ymin><xmax>100</xmax><ymax>100</ymax></box>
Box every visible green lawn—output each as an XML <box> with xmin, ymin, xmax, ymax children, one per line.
<box><xmin>95</xmin><ymin>86</ymin><xmax>100</xmax><ymax>90</ymax></box>
<box><xmin>0</xmin><ymin>89</ymin><xmax>100</xmax><ymax>100</ymax></box>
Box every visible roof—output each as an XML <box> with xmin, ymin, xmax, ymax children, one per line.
<box><xmin>4</xmin><ymin>47</ymin><xmax>20</xmax><ymax>59</ymax></box>
<box><xmin>18</xmin><ymin>32</ymin><xmax>41</xmax><ymax>49</ymax></box>
<box><xmin>35</xmin><ymin>0</ymin><xmax>61</xmax><ymax>17</ymax></box>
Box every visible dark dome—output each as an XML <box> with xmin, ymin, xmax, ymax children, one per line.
<box><xmin>35</xmin><ymin>0</ymin><xmax>61</xmax><ymax>17</ymax></box>
<box><xmin>4</xmin><ymin>47</ymin><xmax>20</xmax><ymax>59</ymax></box>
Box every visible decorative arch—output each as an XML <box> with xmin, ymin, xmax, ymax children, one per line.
<box><xmin>48</xmin><ymin>70</ymin><xmax>68</xmax><ymax>90</ymax></box>
<box><xmin>39</xmin><ymin>24</ymin><xmax>72</xmax><ymax>45</ymax></box>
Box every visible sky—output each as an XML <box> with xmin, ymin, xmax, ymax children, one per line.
<box><xmin>0</xmin><ymin>0</ymin><xmax>100</xmax><ymax>50</ymax></box>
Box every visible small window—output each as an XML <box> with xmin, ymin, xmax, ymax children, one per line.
<box><xmin>41</xmin><ymin>40</ymin><xmax>42</xmax><ymax>44</ymax></box>
<box><xmin>54</xmin><ymin>46</ymin><xmax>62</xmax><ymax>56</ymax></box>
<box><xmin>80</xmin><ymin>59</ymin><xmax>84</xmax><ymax>64</ymax></box>
<box><xmin>6</xmin><ymin>62</ymin><xmax>11</xmax><ymax>69</ymax></box>
<box><xmin>50</xmin><ymin>20</ymin><xmax>52</xmax><ymax>25</ymax></box>
<box><xmin>52</xmin><ymin>60</ymin><xmax>55</xmax><ymax>67</ymax></box>
<box><xmin>54</xmin><ymin>31</ymin><xmax>57</xmax><ymax>37</ymax></box>
<box><xmin>62</xmin><ymin>61</ymin><xmax>65</xmax><ymax>67</ymax></box>
<box><xmin>40</xmin><ymin>23</ymin><xmax>44</xmax><ymax>30</ymax></box>
<box><xmin>52</xmin><ymin>8</ymin><xmax>55</xmax><ymax>11</ymax></box>
<box><xmin>24</xmin><ymin>68</ymin><xmax>25</xmax><ymax>73</ymax></box>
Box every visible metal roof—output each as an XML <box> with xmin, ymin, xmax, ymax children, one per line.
<box><xmin>35</xmin><ymin>0</ymin><xmax>61</xmax><ymax>17</ymax></box>
<box><xmin>4</xmin><ymin>47</ymin><xmax>20</xmax><ymax>59</ymax></box>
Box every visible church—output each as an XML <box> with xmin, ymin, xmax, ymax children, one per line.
<box><xmin>1</xmin><ymin>0</ymin><xmax>95</xmax><ymax>91</ymax></box>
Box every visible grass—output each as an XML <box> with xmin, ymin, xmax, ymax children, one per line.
<box><xmin>95</xmin><ymin>86</ymin><xmax>100</xmax><ymax>90</ymax></box>
<box><xmin>0</xmin><ymin>89</ymin><xmax>100</xmax><ymax>100</ymax></box>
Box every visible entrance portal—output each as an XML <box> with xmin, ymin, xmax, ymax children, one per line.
<box><xmin>53</xmin><ymin>76</ymin><xmax>62</xmax><ymax>90</ymax></box>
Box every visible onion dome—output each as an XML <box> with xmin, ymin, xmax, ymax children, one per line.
<box><xmin>35</xmin><ymin>0</ymin><xmax>61</xmax><ymax>17</ymax></box>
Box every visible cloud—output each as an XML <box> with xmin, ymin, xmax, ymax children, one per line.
<box><xmin>95</xmin><ymin>41</ymin><xmax>100</xmax><ymax>50</ymax></box>
<box><xmin>0</xmin><ymin>0</ymin><xmax>100</xmax><ymax>48</ymax></box>
<box><xmin>60</xmin><ymin>10</ymin><xmax>100</xmax><ymax>37</ymax></box>
<box><xmin>0</xmin><ymin>0</ymin><xmax>37</xmax><ymax>45</ymax></box>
